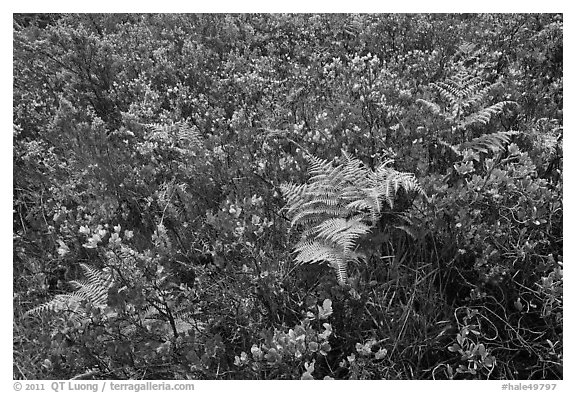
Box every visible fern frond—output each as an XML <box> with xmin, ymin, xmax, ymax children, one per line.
<box><xmin>459</xmin><ymin>130</ymin><xmax>519</xmax><ymax>154</ymax></box>
<box><xmin>294</xmin><ymin>239</ymin><xmax>345</xmax><ymax>264</ymax></box>
<box><xmin>25</xmin><ymin>294</ymin><xmax>84</xmax><ymax>317</ymax></box>
<box><xmin>297</xmin><ymin>192</ymin><xmax>342</xmax><ymax>209</ymax></box>
<box><xmin>176</xmin><ymin>122</ymin><xmax>203</xmax><ymax>148</ymax></box>
<box><xmin>147</xmin><ymin>122</ymin><xmax>170</xmax><ymax>133</ymax></box>
<box><xmin>69</xmin><ymin>281</ymin><xmax>109</xmax><ymax>307</ymax></box>
<box><xmin>79</xmin><ymin>264</ymin><xmax>113</xmax><ymax>293</ymax></box>
<box><xmin>293</xmin><ymin>239</ymin><xmax>364</xmax><ymax>284</ymax></box>
<box><xmin>25</xmin><ymin>264</ymin><xmax>113</xmax><ymax>319</ymax></box>
<box><xmin>315</xmin><ymin>218</ymin><xmax>372</xmax><ymax>248</ymax></box>
<box><xmin>451</xmin><ymin>70</ymin><xmax>481</xmax><ymax>89</ymax></box>
<box><xmin>279</xmin><ymin>183</ymin><xmax>311</xmax><ymax>207</ymax></box>
<box><xmin>310</xmin><ymin>160</ymin><xmax>367</xmax><ymax>191</ymax></box>
<box><xmin>290</xmin><ymin>205</ymin><xmax>349</xmax><ymax>228</ymax></box>
<box><xmin>433</xmin><ymin>82</ymin><xmax>461</xmax><ymax>105</ymax></box>
<box><xmin>345</xmin><ymin>190</ymin><xmax>381</xmax><ymax>222</ymax></box>
<box><xmin>460</xmin><ymin>76</ymin><xmax>485</xmax><ymax>91</ymax></box>
<box><xmin>461</xmin><ymin>83</ymin><xmax>491</xmax><ymax>107</ymax></box>
<box><xmin>333</xmin><ymin>260</ymin><xmax>349</xmax><ymax>284</ymax></box>
<box><xmin>374</xmin><ymin>167</ymin><xmax>424</xmax><ymax>208</ymax></box>
<box><xmin>147</xmin><ymin>121</ymin><xmax>203</xmax><ymax>150</ymax></box>
<box><xmin>139</xmin><ymin>302</ymin><xmax>201</xmax><ymax>337</ymax></box>
<box><xmin>308</xmin><ymin>164</ymin><xmax>346</xmax><ymax>186</ymax></box>
<box><xmin>307</xmin><ymin>155</ymin><xmax>334</xmax><ymax>177</ymax></box>
<box><xmin>460</xmin><ymin>101</ymin><xmax>517</xmax><ymax>127</ymax></box>
<box><xmin>281</xmin><ymin>151</ymin><xmax>423</xmax><ymax>284</ymax></box>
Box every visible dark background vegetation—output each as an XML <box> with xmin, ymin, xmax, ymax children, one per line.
<box><xmin>13</xmin><ymin>13</ymin><xmax>562</xmax><ymax>380</ymax></box>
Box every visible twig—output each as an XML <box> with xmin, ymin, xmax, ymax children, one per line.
<box><xmin>70</xmin><ymin>369</ymin><xmax>100</xmax><ymax>380</ymax></box>
<box><xmin>14</xmin><ymin>362</ymin><xmax>27</xmax><ymax>380</ymax></box>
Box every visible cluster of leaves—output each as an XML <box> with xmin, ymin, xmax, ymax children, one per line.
<box><xmin>233</xmin><ymin>299</ymin><xmax>334</xmax><ymax>379</ymax></box>
<box><xmin>14</xmin><ymin>14</ymin><xmax>561</xmax><ymax>380</ymax></box>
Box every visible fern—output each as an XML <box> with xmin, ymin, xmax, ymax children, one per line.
<box><xmin>26</xmin><ymin>251</ymin><xmax>202</xmax><ymax>338</ymax></box>
<box><xmin>281</xmin><ymin>151</ymin><xmax>424</xmax><ymax>284</ymax></box>
<box><xmin>456</xmin><ymin>42</ymin><xmax>480</xmax><ymax>59</ymax></box>
<box><xmin>461</xmin><ymin>101</ymin><xmax>517</xmax><ymax>128</ymax></box>
<box><xmin>417</xmin><ymin>68</ymin><xmax>517</xmax><ymax>131</ymax></box>
<box><xmin>374</xmin><ymin>166</ymin><xmax>423</xmax><ymax>209</ymax></box>
<box><xmin>26</xmin><ymin>264</ymin><xmax>113</xmax><ymax>322</ymax></box>
<box><xmin>175</xmin><ymin>122</ymin><xmax>203</xmax><ymax>149</ymax></box>
<box><xmin>147</xmin><ymin>121</ymin><xmax>203</xmax><ymax>152</ymax></box>
<box><xmin>460</xmin><ymin>130</ymin><xmax>519</xmax><ymax>154</ymax></box>
<box><xmin>418</xmin><ymin>64</ymin><xmax>521</xmax><ymax>171</ymax></box>
<box><xmin>140</xmin><ymin>300</ymin><xmax>200</xmax><ymax>338</ymax></box>
<box><xmin>436</xmin><ymin>130</ymin><xmax>519</xmax><ymax>158</ymax></box>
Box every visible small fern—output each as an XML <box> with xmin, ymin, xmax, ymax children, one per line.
<box><xmin>147</xmin><ymin>121</ymin><xmax>203</xmax><ymax>151</ymax></box>
<box><xmin>281</xmin><ymin>151</ymin><xmax>424</xmax><ymax>284</ymax></box>
<box><xmin>455</xmin><ymin>42</ymin><xmax>481</xmax><ymax>63</ymax></box>
<box><xmin>437</xmin><ymin>130</ymin><xmax>519</xmax><ymax>158</ymax></box>
<box><xmin>26</xmin><ymin>263</ymin><xmax>113</xmax><ymax>323</ymax></box>
<box><xmin>138</xmin><ymin>300</ymin><xmax>201</xmax><ymax>338</ymax></box>
<box><xmin>460</xmin><ymin>130</ymin><xmax>519</xmax><ymax>154</ymax></box>
<box><xmin>175</xmin><ymin>122</ymin><xmax>203</xmax><ymax>149</ymax></box>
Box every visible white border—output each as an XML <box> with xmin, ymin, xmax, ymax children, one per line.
<box><xmin>4</xmin><ymin>6</ymin><xmax>572</xmax><ymax>392</ymax></box>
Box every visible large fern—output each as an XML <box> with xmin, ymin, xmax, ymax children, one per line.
<box><xmin>281</xmin><ymin>151</ymin><xmax>424</xmax><ymax>284</ymax></box>
<box><xmin>25</xmin><ymin>263</ymin><xmax>113</xmax><ymax>323</ymax></box>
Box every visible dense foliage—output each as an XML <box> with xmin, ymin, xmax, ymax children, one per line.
<box><xmin>13</xmin><ymin>13</ymin><xmax>562</xmax><ymax>380</ymax></box>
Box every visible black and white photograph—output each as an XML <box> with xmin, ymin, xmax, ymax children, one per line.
<box><xmin>11</xmin><ymin>9</ymin><xmax>564</xmax><ymax>385</ymax></box>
